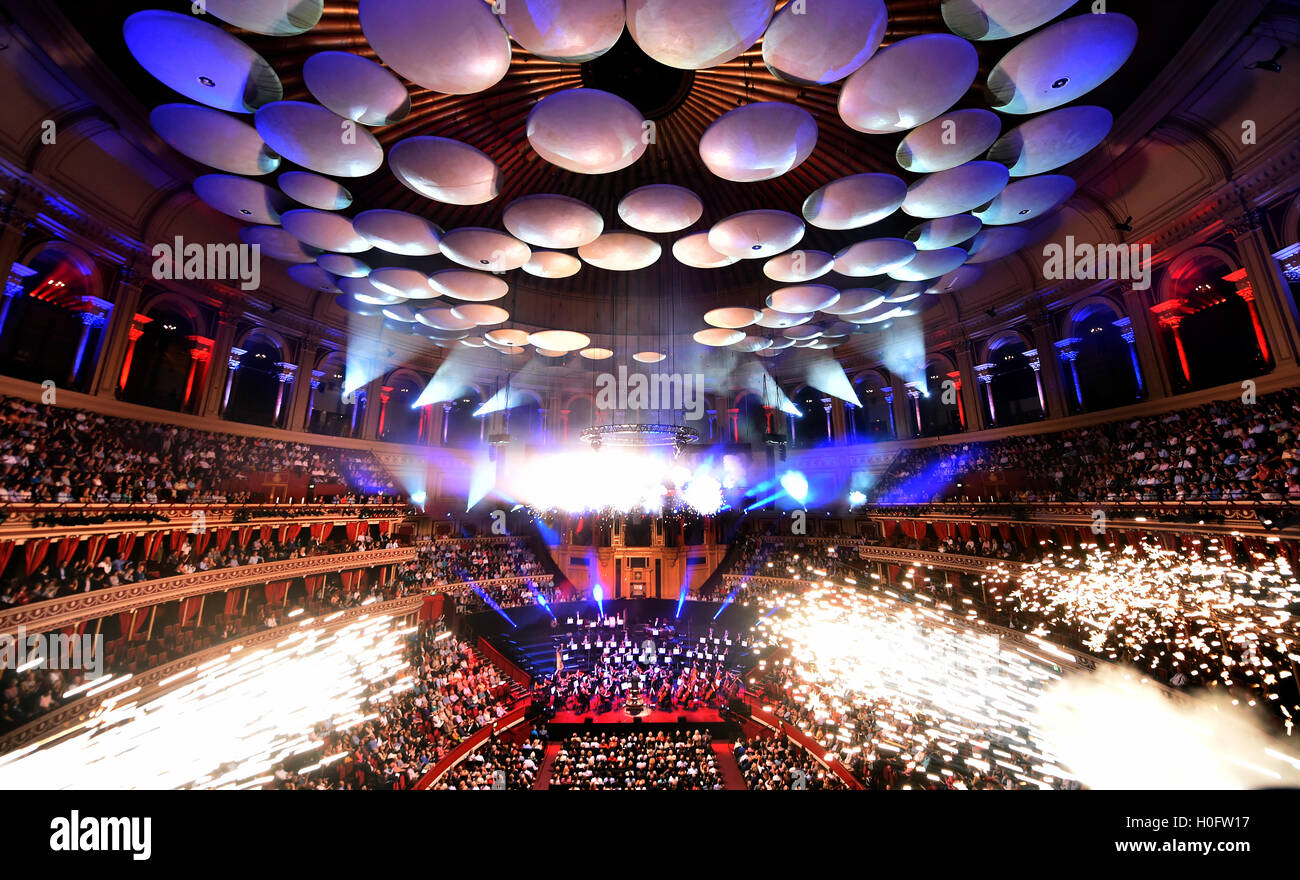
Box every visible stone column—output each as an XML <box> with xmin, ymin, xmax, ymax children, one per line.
<box><xmin>1111</xmin><ymin>317</ymin><xmax>1147</xmax><ymax>400</ymax></box>
<box><xmin>1150</xmin><ymin>298</ymin><xmax>1194</xmax><ymax>388</ymax></box>
<box><xmin>1227</xmin><ymin>209</ymin><xmax>1300</xmax><ymax>369</ymax></box>
<box><xmin>0</xmin><ymin>265</ymin><xmax>35</xmax><ymax>339</ymax></box>
<box><xmin>954</xmin><ymin>341</ymin><xmax>985</xmax><ymax>432</ymax></box>
<box><xmin>1028</xmin><ymin>316</ymin><xmax>1069</xmax><ymax>419</ymax></box>
<box><xmin>1119</xmin><ymin>285</ymin><xmax>1171</xmax><ymax>401</ymax></box>
<box><xmin>93</xmin><ymin>267</ymin><xmax>145</xmax><ymax>398</ymax></box>
<box><xmin>888</xmin><ymin>372</ymin><xmax>913</xmax><ymax>440</ymax></box>
<box><xmin>199</xmin><ymin>312</ymin><xmax>238</xmax><ymax>418</ymax></box>
<box><xmin>830</xmin><ymin>398</ymin><xmax>848</xmax><ymax>444</ymax></box>
<box><xmin>0</xmin><ymin>196</ymin><xmax>34</xmax><ymax>303</ymax></box>
<box><xmin>973</xmin><ymin>362</ymin><xmax>997</xmax><ymax>426</ymax></box>
<box><xmin>183</xmin><ymin>336</ymin><xmax>214</xmax><ymax>413</ymax></box>
<box><xmin>905</xmin><ymin>385</ymin><xmax>924</xmax><ymax>435</ymax></box>
<box><xmin>220</xmin><ymin>347</ymin><xmax>246</xmax><ymax>415</ymax></box>
<box><xmin>1022</xmin><ymin>349</ymin><xmax>1047</xmax><ymax>418</ymax></box>
<box><xmin>1223</xmin><ymin>268</ymin><xmax>1272</xmax><ymax>366</ymax></box>
<box><xmin>273</xmin><ymin>362</ymin><xmax>298</xmax><ymax>428</ymax></box>
<box><xmin>70</xmin><ymin>296</ymin><xmax>112</xmax><ymax>388</ymax></box>
<box><xmin>1053</xmin><ymin>337</ymin><xmax>1084</xmax><ymax>411</ymax></box>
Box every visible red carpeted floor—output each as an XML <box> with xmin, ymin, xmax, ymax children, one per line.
<box><xmin>533</xmin><ymin>743</ymin><xmax>561</xmax><ymax>790</ymax></box>
<box><xmin>712</xmin><ymin>742</ymin><xmax>748</xmax><ymax>790</ymax></box>
<box><xmin>549</xmin><ymin>707</ymin><xmax>725</xmax><ymax>725</ymax></box>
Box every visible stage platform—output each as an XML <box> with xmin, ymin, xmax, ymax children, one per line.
<box><xmin>549</xmin><ymin>707</ymin><xmax>725</xmax><ymax>726</ymax></box>
<box><xmin>538</xmin><ymin>705</ymin><xmax>738</xmax><ymax>740</ymax></box>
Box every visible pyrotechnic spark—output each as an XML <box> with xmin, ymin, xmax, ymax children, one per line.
<box><xmin>987</xmin><ymin>542</ymin><xmax>1299</xmax><ymax>700</ymax></box>
<box><xmin>0</xmin><ymin>614</ymin><xmax>414</xmax><ymax>790</ymax></box>
<box><xmin>751</xmin><ymin>580</ymin><xmax>1084</xmax><ymax>789</ymax></box>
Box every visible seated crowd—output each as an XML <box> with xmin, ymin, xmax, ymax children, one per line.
<box><xmin>734</xmin><ymin>736</ymin><xmax>847</xmax><ymax>790</ymax></box>
<box><xmin>547</xmin><ymin>730</ymin><xmax>723</xmax><ymax>790</ymax></box>
<box><xmin>869</xmin><ymin>386</ymin><xmax>1300</xmax><ymax>504</ymax></box>
<box><xmin>395</xmin><ymin>539</ymin><xmax>549</xmax><ymax>596</ymax></box>
<box><xmin>271</xmin><ymin>624</ymin><xmax>521</xmax><ymax>790</ymax></box>
<box><xmin>427</xmin><ymin>732</ymin><xmax>548</xmax><ymax>790</ymax></box>
<box><xmin>0</xmin><ymin>395</ymin><xmax>399</xmax><ymax>503</ymax></box>
<box><xmin>0</xmin><ymin>530</ymin><xmax>402</xmax><ymax>609</ymax></box>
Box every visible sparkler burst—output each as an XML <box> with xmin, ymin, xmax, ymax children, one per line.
<box><xmin>988</xmin><ymin>541</ymin><xmax>1299</xmax><ymax>707</ymax></box>
<box><xmin>752</xmin><ymin>581</ymin><xmax>1084</xmax><ymax>789</ymax></box>
<box><xmin>0</xmin><ymin>613</ymin><xmax>416</xmax><ymax>790</ymax></box>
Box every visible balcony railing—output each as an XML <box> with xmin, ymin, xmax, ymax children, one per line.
<box><xmin>0</xmin><ymin>546</ymin><xmax>419</xmax><ymax>637</ymax></box>
<box><xmin>0</xmin><ymin>500</ymin><xmax>411</xmax><ymax>541</ymax></box>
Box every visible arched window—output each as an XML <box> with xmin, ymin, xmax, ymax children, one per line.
<box><xmin>915</xmin><ymin>360</ymin><xmax>962</xmax><ymax>437</ymax></box>
<box><xmin>381</xmin><ymin>373</ymin><xmax>424</xmax><ymax>443</ymax></box>
<box><xmin>444</xmin><ymin>388</ymin><xmax>484</xmax><ymax>447</ymax></box>
<box><xmin>1070</xmin><ymin>302</ymin><xmax>1140</xmax><ymax>411</ymax></box>
<box><xmin>849</xmin><ymin>372</ymin><xmax>894</xmax><ymax>440</ymax></box>
<box><xmin>734</xmin><ymin>392</ymin><xmax>769</xmax><ymax>447</ymax></box>
<box><xmin>123</xmin><ymin>305</ymin><xmax>196</xmax><ymax>412</ymax></box>
<box><xmin>984</xmin><ymin>334</ymin><xmax>1043</xmax><ymax>426</ymax></box>
<box><xmin>505</xmin><ymin>392</ymin><xmax>543</xmax><ymax>446</ymax></box>
<box><xmin>0</xmin><ymin>244</ymin><xmax>99</xmax><ymax>389</ymax></box>
<box><xmin>308</xmin><ymin>355</ymin><xmax>358</xmax><ymax>437</ymax></box>
<box><xmin>225</xmin><ymin>338</ymin><xmax>284</xmax><ymax>427</ymax></box>
<box><xmin>789</xmin><ymin>386</ymin><xmax>830</xmax><ymax>448</ymax></box>
<box><xmin>1162</xmin><ymin>252</ymin><xmax>1265</xmax><ymax>390</ymax></box>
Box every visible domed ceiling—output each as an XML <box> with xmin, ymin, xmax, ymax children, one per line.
<box><xmin>61</xmin><ymin>0</ymin><xmax>1213</xmax><ymax>355</ymax></box>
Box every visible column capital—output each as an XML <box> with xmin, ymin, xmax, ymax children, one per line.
<box><xmin>1053</xmin><ymin>337</ymin><xmax>1082</xmax><ymax>361</ymax></box>
<box><xmin>1150</xmin><ymin>298</ymin><xmax>1191</xmax><ymax>329</ymax></box>
<box><xmin>187</xmin><ymin>335</ymin><xmax>215</xmax><ymax>361</ymax></box>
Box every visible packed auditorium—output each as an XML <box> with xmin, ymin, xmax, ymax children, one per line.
<box><xmin>0</xmin><ymin>0</ymin><xmax>1298</xmax><ymax>819</ymax></box>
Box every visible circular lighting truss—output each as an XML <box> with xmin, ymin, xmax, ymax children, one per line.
<box><xmin>580</xmin><ymin>422</ymin><xmax>699</xmax><ymax>452</ymax></box>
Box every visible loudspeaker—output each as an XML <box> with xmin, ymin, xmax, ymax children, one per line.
<box><xmin>632</xmin><ymin>716</ymin><xmax>643</xmax><ymax>725</ymax></box>
<box><xmin>583</xmin><ymin>717</ymin><xmax>593</xmax><ymax>726</ymax></box>
<box><xmin>677</xmin><ymin>715</ymin><xmax>687</xmax><ymax>724</ymax></box>
<box><xmin>728</xmin><ymin>698</ymin><xmax>750</xmax><ymax>718</ymax></box>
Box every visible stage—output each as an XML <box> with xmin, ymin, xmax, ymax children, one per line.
<box><xmin>538</xmin><ymin>704</ymin><xmax>739</xmax><ymax>740</ymax></box>
<box><xmin>549</xmin><ymin>706</ymin><xmax>725</xmax><ymax>726</ymax></box>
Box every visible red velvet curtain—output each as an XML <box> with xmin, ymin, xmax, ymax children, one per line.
<box><xmin>224</xmin><ymin>588</ymin><xmax>242</xmax><ymax>616</ymax></box>
<box><xmin>56</xmin><ymin>536</ymin><xmax>80</xmax><ymax>566</ymax></box>
<box><xmin>116</xmin><ymin>532</ymin><xmax>137</xmax><ymax>562</ymax></box>
<box><xmin>215</xmin><ymin>527</ymin><xmax>232</xmax><ymax>552</ymax></box>
<box><xmin>420</xmin><ymin>593</ymin><xmax>445</xmax><ymax>622</ymax></box>
<box><xmin>119</xmin><ymin>610</ymin><xmax>145</xmax><ymax>640</ymax></box>
<box><xmin>0</xmin><ymin>541</ymin><xmax>15</xmax><ymax>576</ymax></box>
<box><xmin>85</xmin><ymin>535</ymin><xmax>108</xmax><ymax>566</ymax></box>
<box><xmin>264</xmin><ymin>580</ymin><xmax>291</xmax><ymax>605</ymax></box>
<box><xmin>24</xmin><ymin>539</ymin><xmax>50</xmax><ymax>575</ymax></box>
<box><xmin>179</xmin><ymin>596</ymin><xmax>204</xmax><ymax>626</ymax></box>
